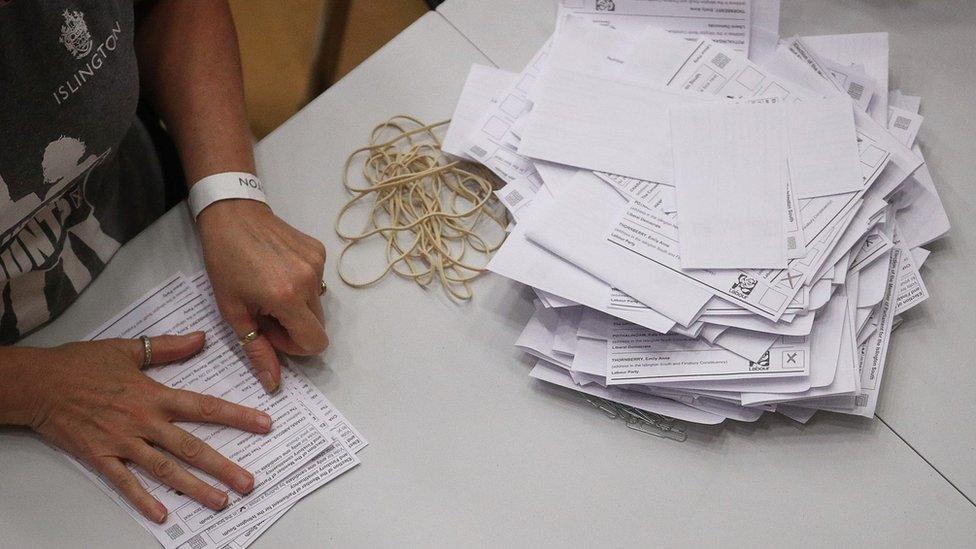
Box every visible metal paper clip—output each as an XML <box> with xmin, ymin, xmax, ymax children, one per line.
<box><xmin>582</xmin><ymin>396</ymin><xmax>686</xmax><ymax>442</ymax></box>
<box><xmin>626</xmin><ymin>419</ymin><xmax>688</xmax><ymax>442</ymax></box>
<box><xmin>585</xmin><ymin>397</ymin><xmax>620</xmax><ymax>419</ymax></box>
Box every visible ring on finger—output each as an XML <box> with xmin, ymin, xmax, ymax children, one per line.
<box><xmin>319</xmin><ymin>280</ymin><xmax>327</xmax><ymax>296</ymax></box>
<box><xmin>238</xmin><ymin>330</ymin><xmax>260</xmax><ymax>347</ymax></box>
<box><xmin>140</xmin><ymin>335</ymin><xmax>153</xmax><ymax>368</ymax></box>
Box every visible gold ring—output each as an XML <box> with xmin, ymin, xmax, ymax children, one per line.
<box><xmin>319</xmin><ymin>280</ymin><xmax>327</xmax><ymax>296</ymax></box>
<box><xmin>239</xmin><ymin>330</ymin><xmax>260</xmax><ymax>347</ymax></box>
<box><xmin>140</xmin><ymin>335</ymin><xmax>152</xmax><ymax>368</ymax></box>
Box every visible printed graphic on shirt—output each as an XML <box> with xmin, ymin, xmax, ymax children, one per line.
<box><xmin>0</xmin><ymin>137</ymin><xmax>117</xmax><ymax>277</ymax></box>
<box><xmin>0</xmin><ymin>138</ymin><xmax>122</xmax><ymax>338</ymax></box>
<box><xmin>0</xmin><ymin>2</ymin><xmax>162</xmax><ymax>343</ymax></box>
<box><xmin>58</xmin><ymin>9</ymin><xmax>92</xmax><ymax>59</ymax></box>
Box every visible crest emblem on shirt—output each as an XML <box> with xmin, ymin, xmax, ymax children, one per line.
<box><xmin>58</xmin><ymin>9</ymin><xmax>93</xmax><ymax>59</ymax></box>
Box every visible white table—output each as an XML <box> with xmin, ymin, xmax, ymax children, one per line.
<box><xmin>2</xmin><ymin>8</ymin><xmax>975</xmax><ymax>549</ymax></box>
<box><xmin>441</xmin><ymin>0</ymin><xmax>976</xmax><ymax>507</ymax></box>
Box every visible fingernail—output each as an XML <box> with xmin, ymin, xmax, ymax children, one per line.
<box><xmin>209</xmin><ymin>491</ymin><xmax>229</xmax><ymax>510</ymax></box>
<box><xmin>258</xmin><ymin>371</ymin><xmax>278</xmax><ymax>393</ymax></box>
<box><xmin>152</xmin><ymin>505</ymin><xmax>167</xmax><ymax>524</ymax></box>
<box><xmin>235</xmin><ymin>471</ymin><xmax>255</xmax><ymax>494</ymax></box>
<box><xmin>256</xmin><ymin>413</ymin><xmax>272</xmax><ymax>432</ymax></box>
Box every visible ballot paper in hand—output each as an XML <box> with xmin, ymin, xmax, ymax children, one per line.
<box><xmin>73</xmin><ymin>274</ymin><xmax>363</xmax><ymax>549</ymax></box>
<box><xmin>178</xmin><ymin>273</ymin><xmax>368</xmax><ymax>549</ymax></box>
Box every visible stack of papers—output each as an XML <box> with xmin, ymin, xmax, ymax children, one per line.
<box><xmin>74</xmin><ymin>272</ymin><xmax>366</xmax><ymax>548</ymax></box>
<box><xmin>444</xmin><ymin>0</ymin><xmax>949</xmax><ymax>426</ymax></box>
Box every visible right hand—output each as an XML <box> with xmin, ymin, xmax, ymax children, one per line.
<box><xmin>25</xmin><ymin>332</ymin><xmax>273</xmax><ymax>524</ymax></box>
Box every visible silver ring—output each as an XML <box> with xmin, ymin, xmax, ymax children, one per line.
<box><xmin>140</xmin><ymin>335</ymin><xmax>152</xmax><ymax>368</ymax></box>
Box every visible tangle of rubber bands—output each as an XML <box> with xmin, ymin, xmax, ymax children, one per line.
<box><xmin>335</xmin><ymin>116</ymin><xmax>509</xmax><ymax>300</ymax></box>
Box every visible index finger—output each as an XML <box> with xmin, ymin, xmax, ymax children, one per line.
<box><xmin>272</xmin><ymin>301</ymin><xmax>328</xmax><ymax>356</ymax></box>
<box><xmin>222</xmin><ymin>300</ymin><xmax>283</xmax><ymax>393</ymax></box>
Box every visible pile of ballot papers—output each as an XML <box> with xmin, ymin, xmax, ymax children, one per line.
<box><xmin>442</xmin><ymin>1</ymin><xmax>950</xmax><ymax>426</ymax></box>
<box><xmin>74</xmin><ymin>272</ymin><xmax>366</xmax><ymax>549</ymax></box>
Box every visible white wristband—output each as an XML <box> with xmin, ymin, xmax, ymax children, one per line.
<box><xmin>188</xmin><ymin>172</ymin><xmax>268</xmax><ymax>219</ymax></box>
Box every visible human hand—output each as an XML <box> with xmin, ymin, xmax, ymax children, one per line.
<box><xmin>197</xmin><ymin>200</ymin><xmax>329</xmax><ymax>393</ymax></box>
<box><xmin>25</xmin><ymin>333</ymin><xmax>273</xmax><ymax>524</ymax></box>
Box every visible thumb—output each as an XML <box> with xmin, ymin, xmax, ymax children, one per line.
<box><xmin>223</xmin><ymin>302</ymin><xmax>283</xmax><ymax>394</ymax></box>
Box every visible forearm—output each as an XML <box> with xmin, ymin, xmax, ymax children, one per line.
<box><xmin>0</xmin><ymin>346</ymin><xmax>46</xmax><ymax>427</ymax></box>
<box><xmin>134</xmin><ymin>0</ymin><xmax>254</xmax><ymax>186</ymax></box>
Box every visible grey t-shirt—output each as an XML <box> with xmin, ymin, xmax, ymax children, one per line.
<box><xmin>0</xmin><ymin>0</ymin><xmax>168</xmax><ymax>343</ymax></box>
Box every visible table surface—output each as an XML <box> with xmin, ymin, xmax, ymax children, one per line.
<box><xmin>2</xmin><ymin>3</ymin><xmax>975</xmax><ymax>548</ymax></box>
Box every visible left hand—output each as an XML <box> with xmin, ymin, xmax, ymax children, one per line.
<box><xmin>197</xmin><ymin>200</ymin><xmax>329</xmax><ymax>393</ymax></box>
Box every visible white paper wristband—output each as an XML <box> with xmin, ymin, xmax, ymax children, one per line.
<box><xmin>188</xmin><ymin>172</ymin><xmax>268</xmax><ymax>219</ymax></box>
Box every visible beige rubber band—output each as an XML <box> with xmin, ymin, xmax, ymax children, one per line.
<box><xmin>335</xmin><ymin>116</ymin><xmax>509</xmax><ymax>300</ymax></box>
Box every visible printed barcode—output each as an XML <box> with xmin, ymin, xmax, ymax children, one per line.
<box><xmin>505</xmin><ymin>190</ymin><xmax>524</xmax><ymax>206</ymax></box>
<box><xmin>855</xmin><ymin>393</ymin><xmax>868</xmax><ymax>407</ymax></box>
<box><xmin>165</xmin><ymin>524</ymin><xmax>185</xmax><ymax>541</ymax></box>
<box><xmin>187</xmin><ymin>535</ymin><xmax>207</xmax><ymax>549</ymax></box>
<box><xmin>787</xmin><ymin>236</ymin><xmax>797</xmax><ymax>250</ymax></box>
<box><xmin>470</xmin><ymin>145</ymin><xmax>487</xmax><ymax>157</ymax></box>
<box><xmin>847</xmin><ymin>82</ymin><xmax>864</xmax><ymax>100</ymax></box>
<box><xmin>894</xmin><ymin>116</ymin><xmax>911</xmax><ymax>130</ymax></box>
<box><xmin>711</xmin><ymin>52</ymin><xmax>731</xmax><ymax>69</ymax></box>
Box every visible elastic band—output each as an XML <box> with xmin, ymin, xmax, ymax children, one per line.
<box><xmin>335</xmin><ymin>116</ymin><xmax>509</xmax><ymax>300</ymax></box>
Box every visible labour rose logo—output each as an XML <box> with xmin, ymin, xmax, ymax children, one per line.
<box><xmin>596</xmin><ymin>0</ymin><xmax>616</xmax><ymax>11</ymax></box>
<box><xmin>729</xmin><ymin>274</ymin><xmax>758</xmax><ymax>299</ymax></box>
<box><xmin>748</xmin><ymin>351</ymin><xmax>771</xmax><ymax>371</ymax></box>
<box><xmin>58</xmin><ymin>9</ymin><xmax>92</xmax><ymax>59</ymax></box>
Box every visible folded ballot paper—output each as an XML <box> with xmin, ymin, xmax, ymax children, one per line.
<box><xmin>447</xmin><ymin>0</ymin><xmax>949</xmax><ymax>429</ymax></box>
<box><xmin>72</xmin><ymin>272</ymin><xmax>366</xmax><ymax>549</ymax></box>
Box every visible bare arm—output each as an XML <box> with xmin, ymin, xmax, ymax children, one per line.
<box><xmin>134</xmin><ymin>0</ymin><xmax>254</xmax><ymax>183</ymax></box>
<box><xmin>133</xmin><ymin>1</ymin><xmax>329</xmax><ymax>393</ymax></box>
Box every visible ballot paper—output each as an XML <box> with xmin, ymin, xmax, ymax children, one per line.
<box><xmin>518</xmin><ymin>68</ymin><xmax>709</xmax><ymax>184</ymax></box>
<box><xmin>670</xmin><ymin>101</ymin><xmax>788</xmax><ymax>269</ymax></box>
<box><xmin>898</xmin><ymin>154</ymin><xmax>950</xmax><ymax>249</ymax></box>
<box><xmin>891</xmin><ymin>226</ymin><xmax>929</xmax><ymax>315</ymax></box>
<box><xmin>531</xmin><ymin>359</ymin><xmax>727</xmax><ymax>425</ymax></box>
<box><xmin>781</xmin><ymin>36</ymin><xmax>876</xmax><ymax>114</ymax></box>
<box><xmin>525</xmin><ymin>171</ymin><xmax>713</xmax><ymax>326</ymax></box>
<box><xmin>463</xmin><ymin>42</ymin><xmax>551</xmax><ymax>215</ymax></box>
<box><xmin>607</xmin><ymin>318</ymin><xmax>808</xmax><ymax>384</ymax></box>
<box><xmin>557</xmin><ymin>0</ymin><xmax>753</xmax><ymax>53</ymax></box>
<box><xmin>605</xmin><ymin>199</ymin><xmax>797</xmax><ymax>321</ymax></box>
<box><xmin>176</xmin><ymin>280</ymin><xmax>367</xmax><ymax>549</ymax></box>
<box><xmin>802</xmin><ymin>32</ymin><xmax>890</xmax><ymax>124</ymax></box>
<box><xmin>887</xmin><ymin>106</ymin><xmax>923</xmax><ymax>147</ymax></box>
<box><xmin>851</xmin><ymin>247</ymin><xmax>902</xmax><ymax>417</ymax></box>
<box><xmin>457</xmin><ymin>2</ymin><xmax>948</xmax><ymax>429</ymax></box>
<box><xmin>636</xmin><ymin>27</ymin><xmax>918</xmax><ymax>282</ymax></box>
<box><xmin>821</xmin><ymin>58</ymin><xmax>878</xmax><ymax>113</ymax></box>
<box><xmin>72</xmin><ymin>274</ymin><xmax>363</xmax><ymax>549</ymax></box>
<box><xmin>442</xmin><ymin>65</ymin><xmax>519</xmax><ymax>160</ymax></box>
<box><xmin>786</xmin><ymin>98</ymin><xmax>863</xmax><ymax>199</ymax></box>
